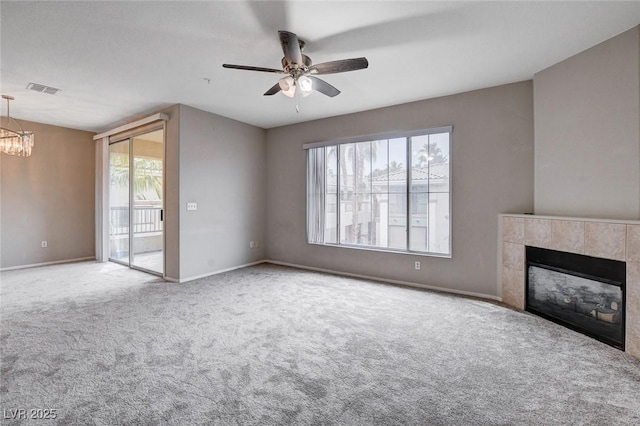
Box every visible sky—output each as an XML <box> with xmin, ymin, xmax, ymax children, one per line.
<box><xmin>326</xmin><ymin>132</ymin><xmax>450</xmax><ymax>176</ymax></box>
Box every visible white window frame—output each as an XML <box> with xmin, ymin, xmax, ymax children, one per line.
<box><xmin>305</xmin><ymin>126</ymin><xmax>452</xmax><ymax>258</ymax></box>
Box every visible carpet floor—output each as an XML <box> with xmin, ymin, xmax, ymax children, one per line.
<box><xmin>1</xmin><ymin>261</ymin><xmax>640</xmax><ymax>425</ymax></box>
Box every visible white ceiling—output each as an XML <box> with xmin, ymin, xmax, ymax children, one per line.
<box><xmin>2</xmin><ymin>1</ymin><xmax>640</xmax><ymax>133</ymax></box>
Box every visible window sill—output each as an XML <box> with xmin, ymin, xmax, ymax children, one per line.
<box><xmin>308</xmin><ymin>242</ymin><xmax>452</xmax><ymax>259</ymax></box>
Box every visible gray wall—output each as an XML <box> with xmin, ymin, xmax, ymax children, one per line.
<box><xmin>178</xmin><ymin>105</ymin><xmax>266</xmax><ymax>280</ymax></box>
<box><xmin>534</xmin><ymin>26</ymin><xmax>640</xmax><ymax>220</ymax></box>
<box><xmin>1</xmin><ymin>120</ymin><xmax>95</xmax><ymax>268</ymax></box>
<box><xmin>163</xmin><ymin>104</ymin><xmax>180</xmax><ymax>280</ymax></box>
<box><xmin>266</xmin><ymin>82</ymin><xmax>534</xmax><ymax>298</ymax></box>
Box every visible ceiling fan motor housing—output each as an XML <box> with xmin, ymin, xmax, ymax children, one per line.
<box><xmin>282</xmin><ymin>54</ymin><xmax>312</xmax><ymax>76</ymax></box>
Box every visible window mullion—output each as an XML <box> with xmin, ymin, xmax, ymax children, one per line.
<box><xmin>406</xmin><ymin>136</ymin><xmax>411</xmax><ymax>252</ymax></box>
<box><xmin>322</xmin><ymin>147</ymin><xmax>327</xmax><ymax>244</ymax></box>
<box><xmin>387</xmin><ymin>140</ymin><xmax>390</xmax><ymax>251</ymax></box>
<box><xmin>426</xmin><ymin>136</ymin><xmax>430</xmax><ymax>253</ymax></box>
<box><xmin>336</xmin><ymin>146</ymin><xmax>341</xmax><ymax>246</ymax></box>
<box><xmin>370</xmin><ymin>141</ymin><xmax>373</xmax><ymax>247</ymax></box>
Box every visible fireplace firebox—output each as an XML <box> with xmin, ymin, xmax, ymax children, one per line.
<box><xmin>526</xmin><ymin>246</ymin><xmax>625</xmax><ymax>350</ymax></box>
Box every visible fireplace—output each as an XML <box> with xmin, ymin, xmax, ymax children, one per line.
<box><xmin>526</xmin><ymin>246</ymin><xmax>625</xmax><ymax>349</ymax></box>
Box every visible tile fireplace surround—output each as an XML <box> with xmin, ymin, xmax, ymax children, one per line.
<box><xmin>499</xmin><ymin>214</ymin><xmax>640</xmax><ymax>359</ymax></box>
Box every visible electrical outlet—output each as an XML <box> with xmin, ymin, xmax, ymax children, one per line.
<box><xmin>250</xmin><ymin>241</ymin><xmax>255</xmax><ymax>249</ymax></box>
<box><xmin>415</xmin><ymin>261</ymin><xmax>420</xmax><ymax>270</ymax></box>
<box><xmin>41</xmin><ymin>241</ymin><xmax>48</xmax><ymax>248</ymax></box>
<box><xmin>186</xmin><ymin>202</ymin><xmax>197</xmax><ymax>211</ymax></box>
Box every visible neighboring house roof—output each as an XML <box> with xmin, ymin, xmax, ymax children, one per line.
<box><xmin>326</xmin><ymin>163</ymin><xmax>449</xmax><ymax>187</ymax></box>
<box><xmin>373</xmin><ymin>163</ymin><xmax>449</xmax><ymax>182</ymax></box>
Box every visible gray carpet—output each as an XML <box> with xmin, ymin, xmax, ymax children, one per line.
<box><xmin>1</xmin><ymin>261</ymin><xmax>640</xmax><ymax>425</ymax></box>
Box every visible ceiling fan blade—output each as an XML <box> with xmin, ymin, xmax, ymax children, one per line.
<box><xmin>309</xmin><ymin>76</ymin><xmax>340</xmax><ymax>97</ymax></box>
<box><xmin>263</xmin><ymin>83</ymin><xmax>282</xmax><ymax>96</ymax></box>
<box><xmin>309</xmin><ymin>57</ymin><xmax>369</xmax><ymax>75</ymax></box>
<box><xmin>279</xmin><ymin>30</ymin><xmax>303</xmax><ymax>65</ymax></box>
<box><xmin>222</xmin><ymin>64</ymin><xmax>285</xmax><ymax>74</ymax></box>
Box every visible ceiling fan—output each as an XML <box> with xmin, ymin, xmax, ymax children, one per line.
<box><xmin>222</xmin><ymin>31</ymin><xmax>369</xmax><ymax>100</ymax></box>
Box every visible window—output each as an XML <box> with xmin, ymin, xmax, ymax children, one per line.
<box><xmin>306</xmin><ymin>127</ymin><xmax>451</xmax><ymax>256</ymax></box>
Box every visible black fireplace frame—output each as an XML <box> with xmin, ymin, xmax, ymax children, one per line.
<box><xmin>525</xmin><ymin>246</ymin><xmax>626</xmax><ymax>350</ymax></box>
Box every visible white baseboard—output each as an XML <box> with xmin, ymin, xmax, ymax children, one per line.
<box><xmin>265</xmin><ymin>260</ymin><xmax>503</xmax><ymax>302</ymax></box>
<box><xmin>8</xmin><ymin>256</ymin><xmax>501</xmax><ymax>302</ymax></box>
<box><xmin>0</xmin><ymin>257</ymin><xmax>97</xmax><ymax>272</ymax></box>
<box><xmin>171</xmin><ymin>260</ymin><xmax>268</xmax><ymax>283</ymax></box>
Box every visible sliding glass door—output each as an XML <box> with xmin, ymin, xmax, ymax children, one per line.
<box><xmin>108</xmin><ymin>128</ymin><xmax>164</xmax><ymax>275</ymax></box>
<box><xmin>130</xmin><ymin>131</ymin><xmax>164</xmax><ymax>273</ymax></box>
<box><xmin>109</xmin><ymin>140</ymin><xmax>130</xmax><ymax>263</ymax></box>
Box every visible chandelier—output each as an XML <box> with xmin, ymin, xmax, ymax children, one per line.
<box><xmin>1</xmin><ymin>95</ymin><xmax>34</xmax><ymax>157</ymax></box>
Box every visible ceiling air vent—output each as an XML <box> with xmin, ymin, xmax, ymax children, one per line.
<box><xmin>26</xmin><ymin>82</ymin><xmax>61</xmax><ymax>95</ymax></box>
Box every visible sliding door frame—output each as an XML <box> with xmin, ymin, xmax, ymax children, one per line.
<box><xmin>94</xmin><ymin>113</ymin><xmax>168</xmax><ymax>277</ymax></box>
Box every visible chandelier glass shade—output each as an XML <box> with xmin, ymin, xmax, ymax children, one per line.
<box><xmin>1</xmin><ymin>95</ymin><xmax>34</xmax><ymax>157</ymax></box>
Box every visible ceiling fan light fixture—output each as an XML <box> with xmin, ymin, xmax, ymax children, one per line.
<box><xmin>298</xmin><ymin>75</ymin><xmax>313</xmax><ymax>97</ymax></box>
<box><xmin>279</xmin><ymin>76</ymin><xmax>296</xmax><ymax>98</ymax></box>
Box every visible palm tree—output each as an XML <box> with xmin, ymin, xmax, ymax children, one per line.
<box><xmin>353</xmin><ymin>142</ymin><xmax>378</xmax><ymax>244</ymax></box>
<box><xmin>326</xmin><ymin>145</ymin><xmax>350</xmax><ymax>242</ymax></box>
<box><xmin>110</xmin><ymin>154</ymin><xmax>162</xmax><ymax>200</ymax></box>
<box><xmin>388</xmin><ymin>160</ymin><xmax>404</xmax><ymax>172</ymax></box>
<box><xmin>418</xmin><ymin>142</ymin><xmax>448</xmax><ymax>168</ymax></box>
<box><xmin>133</xmin><ymin>158</ymin><xmax>162</xmax><ymax>200</ymax></box>
<box><xmin>328</xmin><ymin>143</ymin><xmax>378</xmax><ymax>244</ymax></box>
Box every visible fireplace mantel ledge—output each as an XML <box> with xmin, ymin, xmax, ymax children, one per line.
<box><xmin>500</xmin><ymin>213</ymin><xmax>640</xmax><ymax>225</ymax></box>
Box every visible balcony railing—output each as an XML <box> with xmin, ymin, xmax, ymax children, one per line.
<box><xmin>110</xmin><ymin>205</ymin><xmax>162</xmax><ymax>235</ymax></box>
